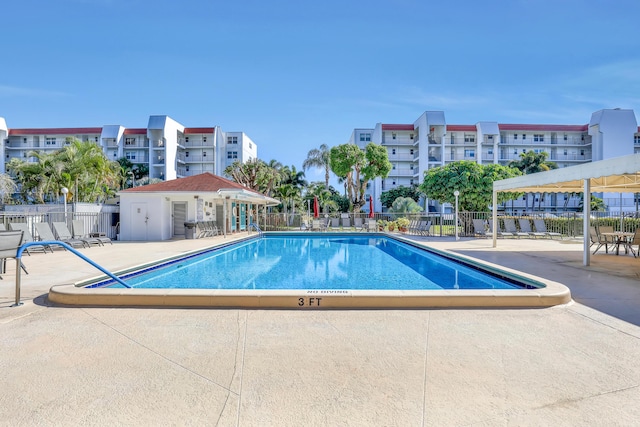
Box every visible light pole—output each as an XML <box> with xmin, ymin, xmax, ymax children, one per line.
<box><xmin>61</xmin><ymin>187</ymin><xmax>69</xmax><ymax>224</ymax></box>
<box><xmin>454</xmin><ymin>190</ymin><xmax>459</xmax><ymax>240</ymax></box>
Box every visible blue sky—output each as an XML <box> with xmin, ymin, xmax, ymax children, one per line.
<box><xmin>2</xmin><ymin>0</ymin><xmax>639</xmax><ymax>185</ymax></box>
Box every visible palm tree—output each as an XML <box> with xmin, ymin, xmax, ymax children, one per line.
<box><xmin>509</xmin><ymin>151</ymin><xmax>558</xmax><ymax>212</ymax></box>
<box><xmin>303</xmin><ymin>144</ymin><xmax>331</xmax><ymax>187</ymax></box>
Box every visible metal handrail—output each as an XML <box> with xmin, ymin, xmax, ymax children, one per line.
<box><xmin>248</xmin><ymin>223</ymin><xmax>263</xmax><ymax>237</ymax></box>
<box><xmin>11</xmin><ymin>240</ymin><xmax>131</xmax><ymax>307</ymax></box>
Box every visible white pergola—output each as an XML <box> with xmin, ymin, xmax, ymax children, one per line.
<box><xmin>492</xmin><ymin>153</ymin><xmax>640</xmax><ymax>265</ymax></box>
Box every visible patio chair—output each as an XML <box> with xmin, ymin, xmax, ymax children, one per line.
<box><xmin>366</xmin><ymin>219</ymin><xmax>377</xmax><ymax>232</ymax></box>
<box><xmin>472</xmin><ymin>219</ymin><xmax>488</xmax><ymax>238</ymax></box>
<box><xmin>518</xmin><ymin>218</ymin><xmax>545</xmax><ymax>239</ymax></box>
<box><xmin>9</xmin><ymin>222</ymin><xmax>53</xmax><ymax>254</ymax></box>
<box><xmin>329</xmin><ymin>218</ymin><xmax>340</xmax><ymax>230</ymax></box>
<box><xmin>418</xmin><ymin>220</ymin><xmax>432</xmax><ymax>236</ymax></box>
<box><xmin>311</xmin><ymin>219</ymin><xmax>325</xmax><ymax>231</ymax></box>
<box><xmin>488</xmin><ymin>219</ymin><xmax>513</xmax><ymax>238</ymax></box>
<box><xmin>589</xmin><ymin>226</ymin><xmax>609</xmax><ymax>254</ymax></box>
<box><xmin>503</xmin><ymin>218</ymin><xmax>529</xmax><ymax>238</ymax></box>
<box><xmin>50</xmin><ymin>222</ymin><xmax>91</xmax><ymax>248</ymax></box>
<box><xmin>353</xmin><ymin>217</ymin><xmax>364</xmax><ymax>231</ymax></box>
<box><xmin>72</xmin><ymin>219</ymin><xmax>112</xmax><ymax>245</ymax></box>
<box><xmin>533</xmin><ymin>219</ymin><xmax>562</xmax><ymax>239</ymax></box>
<box><xmin>33</xmin><ymin>223</ymin><xmax>69</xmax><ymax>251</ymax></box>
<box><xmin>60</xmin><ymin>222</ymin><xmax>102</xmax><ymax>247</ymax></box>
<box><xmin>627</xmin><ymin>228</ymin><xmax>640</xmax><ymax>258</ymax></box>
<box><xmin>0</xmin><ymin>230</ymin><xmax>29</xmax><ymax>277</ymax></box>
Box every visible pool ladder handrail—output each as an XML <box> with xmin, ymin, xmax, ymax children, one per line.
<box><xmin>248</xmin><ymin>222</ymin><xmax>263</xmax><ymax>237</ymax></box>
<box><xmin>11</xmin><ymin>240</ymin><xmax>131</xmax><ymax>307</ymax></box>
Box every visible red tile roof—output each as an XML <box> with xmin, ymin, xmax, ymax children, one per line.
<box><xmin>8</xmin><ymin>127</ymin><xmax>102</xmax><ymax>135</ymax></box>
<box><xmin>185</xmin><ymin>128</ymin><xmax>216</xmax><ymax>134</ymax></box>
<box><xmin>498</xmin><ymin>124</ymin><xmax>588</xmax><ymax>132</ymax></box>
<box><xmin>446</xmin><ymin>125</ymin><xmax>476</xmax><ymax>132</ymax></box>
<box><xmin>123</xmin><ymin>128</ymin><xmax>147</xmax><ymax>135</ymax></box>
<box><xmin>381</xmin><ymin>124</ymin><xmax>414</xmax><ymax>131</ymax></box>
<box><xmin>120</xmin><ymin>172</ymin><xmax>260</xmax><ymax>194</ymax></box>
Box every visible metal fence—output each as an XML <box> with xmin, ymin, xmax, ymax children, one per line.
<box><xmin>0</xmin><ymin>211</ymin><xmax>119</xmax><ymax>241</ymax></box>
<box><xmin>262</xmin><ymin>211</ymin><xmax>640</xmax><ymax>239</ymax></box>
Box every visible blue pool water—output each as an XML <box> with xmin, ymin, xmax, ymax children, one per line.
<box><xmin>97</xmin><ymin>235</ymin><xmax>531</xmax><ymax>291</ymax></box>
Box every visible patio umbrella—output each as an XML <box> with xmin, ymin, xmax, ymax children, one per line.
<box><xmin>313</xmin><ymin>196</ymin><xmax>319</xmax><ymax>218</ymax></box>
<box><xmin>369</xmin><ymin>196</ymin><xmax>374</xmax><ymax>218</ymax></box>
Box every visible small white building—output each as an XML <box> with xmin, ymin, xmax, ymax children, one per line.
<box><xmin>118</xmin><ymin>173</ymin><xmax>279</xmax><ymax>241</ymax></box>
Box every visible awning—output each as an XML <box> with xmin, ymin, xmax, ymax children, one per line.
<box><xmin>492</xmin><ymin>153</ymin><xmax>640</xmax><ymax>266</ymax></box>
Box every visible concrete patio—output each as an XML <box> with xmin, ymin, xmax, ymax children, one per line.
<box><xmin>1</xmin><ymin>234</ymin><xmax>639</xmax><ymax>426</ymax></box>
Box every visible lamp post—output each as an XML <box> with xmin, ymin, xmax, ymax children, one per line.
<box><xmin>454</xmin><ymin>190</ymin><xmax>460</xmax><ymax>240</ymax></box>
<box><xmin>61</xmin><ymin>187</ymin><xmax>69</xmax><ymax>224</ymax></box>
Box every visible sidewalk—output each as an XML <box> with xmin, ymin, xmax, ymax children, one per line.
<box><xmin>1</xmin><ymin>234</ymin><xmax>639</xmax><ymax>426</ymax></box>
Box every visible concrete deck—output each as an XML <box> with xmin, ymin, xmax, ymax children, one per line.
<box><xmin>1</xmin><ymin>234</ymin><xmax>639</xmax><ymax>425</ymax></box>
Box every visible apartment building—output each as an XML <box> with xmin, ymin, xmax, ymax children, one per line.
<box><xmin>0</xmin><ymin>115</ymin><xmax>257</xmax><ymax>182</ymax></box>
<box><xmin>349</xmin><ymin>109</ymin><xmax>640</xmax><ymax>213</ymax></box>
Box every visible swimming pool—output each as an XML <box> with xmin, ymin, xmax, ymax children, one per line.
<box><xmin>96</xmin><ymin>235</ymin><xmax>522</xmax><ymax>290</ymax></box>
<box><xmin>49</xmin><ymin>233</ymin><xmax>572</xmax><ymax>308</ymax></box>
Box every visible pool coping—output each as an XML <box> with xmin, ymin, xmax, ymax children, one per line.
<box><xmin>48</xmin><ymin>233</ymin><xmax>572</xmax><ymax>309</ymax></box>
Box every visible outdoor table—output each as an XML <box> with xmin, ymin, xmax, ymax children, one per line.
<box><xmin>600</xmin><ymin>232</ymin><xmax>635</xmax><ymax>255</ymax></box>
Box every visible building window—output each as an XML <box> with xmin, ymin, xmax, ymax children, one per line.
<box><xmin>185</xmin><ymin>137</ymin><xmax>189</xmax><ymax>143</ymax></box>
<box><xmin>410</xmin><ymin>164</ymin><xmax>414</xmax><ymax>170</ymax></box>
<box><xmin>249</xmin><ymin>142</ymin><xmax>253</xmax><ymax>149</ymax></box>
<box><xmin>634</xmin><ymin>135</ymin><xmax>640</xmax><ymax>144</ymax></box>
<box><xmin>125</xmin><ymin>152</ymin><xmax>136</xmax><ymax>160</ymax></box>
<box><xmin>359</xmin><ymin>133</ymin><xmax>371</xmax><ymax>142</ymax></box>
<box><xmin>186</xmin><ymin>166</ymin><xmax>190</xmax><ymax>171</ymax></box>
<box><xmin>410</xmin><ymin>134</ymin><xmax>414</xmax><ymax>140</ymax></box>
<box><xmin>488</xmin><ymin>149</ymin><xmax>493</xmax><ymax>155</ymax></box>
<box><xmin>228</xmin><ymin>136</ymin><xmax>238</xmax><ymax>144</ymax></box>
<box><xmin>564</xmin><ymin>134</ymin><xmax>568</xmax><ymax>141</ymax></box>
<box><xmin>564</xmin><ymin>149</ymin><xmax>567</xmax><ymax>155</ymax></box>
<box><xmin>23</xmin><ymin>138</ymin><xmax>27</xmax><ymax>143</ymax></box>
<box><xmin>522</xmin><ymin>149</ymin><xmax>527</xmax><ymax>153</ymax></box>
<box><xmin>391</xmin><ymin>148</ymin><xmax>396</xmax><ymax>155</ymax></box>
<box><xmin>464</xmin><ymin>134</ymin><xmax>475</xmax><ymax>143</ymax></box>
<box><xmin>185</xmin><ymin>152</ymin><xmax>189</xmax><ymax>157</ymax></box>
<box><xmin>45</xmin><ymin>137</ymin><xmax>56</xmax><ymax>146</ymax></box>
<box><xmin>227</xmin><ymin>151</ymin><xmax>238</xmax><ymax>159</ymax></box>
<box><xmin>203</xmin><ymin>137</ymin><xmax>207</xmax><ymax>142</ymax></box>
<box><xmin>522</xmin><ymin>134</ymin><xmax>526</xmax><ymax>140</ymax></box>
<box><xmin>410</xmin><ymin>149</ymin><xmax>414</xmax><ymax>155</ymax></box>
<box><xmin>464</xmin><ymin>149</ymin><xmax>475</xmax><ymax>158</ymax></box>
<box><xmin>534</xmin><ymin>134</ymin><xmax>544</xmax><ymax>142</ymax></box>
<box><xmin>392</xmin><ymin>165</ymin><xmax>396</xmax><ymax>170</ymax></box>
<box><xmin>513</xmin><ymin>134</ymin><xmax>518</xmax><ymax>140</ymax></box>
<box><xmin>580</xmin><ymin>149</ymin><xmax>585</xmax><ymax>156</ymax></box>
<box><xmin>125</xmin><ymin>137</ymin><xmax>136</xmax><ymax>146</ymax></box>
<box><xmin>203</xmin><ymin>151</ymin><xmax>207</xmax><ymax>157</ymax></box>
<box><xmin>392</xmin><ymin>133</ymin><xmax>396</xmax><ymax>140</ymax></box>
<box><xmin>513</xmin><ymin>149</ymin><xmax>517</xmax><ymax>155</ymax></box>
<box><xmin>488</xmin><ymin>135</ymin><xmax>493</xmax><ymax>140</ymax></box>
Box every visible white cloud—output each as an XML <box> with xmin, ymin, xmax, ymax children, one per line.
<box><xmin>0</xmin><ymin>85</ymin><xmax>70</xmax><ymax>98</ymax></box>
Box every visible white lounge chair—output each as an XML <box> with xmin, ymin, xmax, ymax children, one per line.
<box><xmin>503</xmin><ymin>218</ymin><xmax>528</xmax><ymax>238</ymax></box>
<box><xmin>518</xmin><ymin>218</ymin><xmax>545</xmax><ymax>239</ymax></box>
<box><xmin>51</xmin><ymin>222</ymin><xmax>92</xmax><ymax>248</ymax></box>
<box><xmin>9</xmin><ymin>222</ymin><xmax>52</xmax><ymax>254</ymax></box>
<box><xmin>472</xmin><ymin>219</ymin><xmax>488</xmax><ymax>238</ymax></box>
<box><xmin>72</xmin><ymin>220</ymin><xmax>112</xmax><ymax>245</ymax></box>
<box><xmin>0</xmin><ymin>230</ymin><xmax>29</xmax><ymax>276</ymax></box>
<box><xmin>533</xmin><ymin>219</ymin><xmax>562</xmax><ymax>239</ymax></box>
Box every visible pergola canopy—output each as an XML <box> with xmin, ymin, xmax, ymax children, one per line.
<box><xmin>492</xmin><ymin>153</ymin><xmax>640</xmax><ymax>266</ymax></box>
<box><xmin>493</xmin><ymin>153</ymin><xmax>640</xmax><ymax>194</ymax></box>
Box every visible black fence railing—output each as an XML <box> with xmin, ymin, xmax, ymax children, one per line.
<box><xmin>262</xmin><ymin>211</ymin><xmax>640</xmax><ymax>238</ymax></box>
